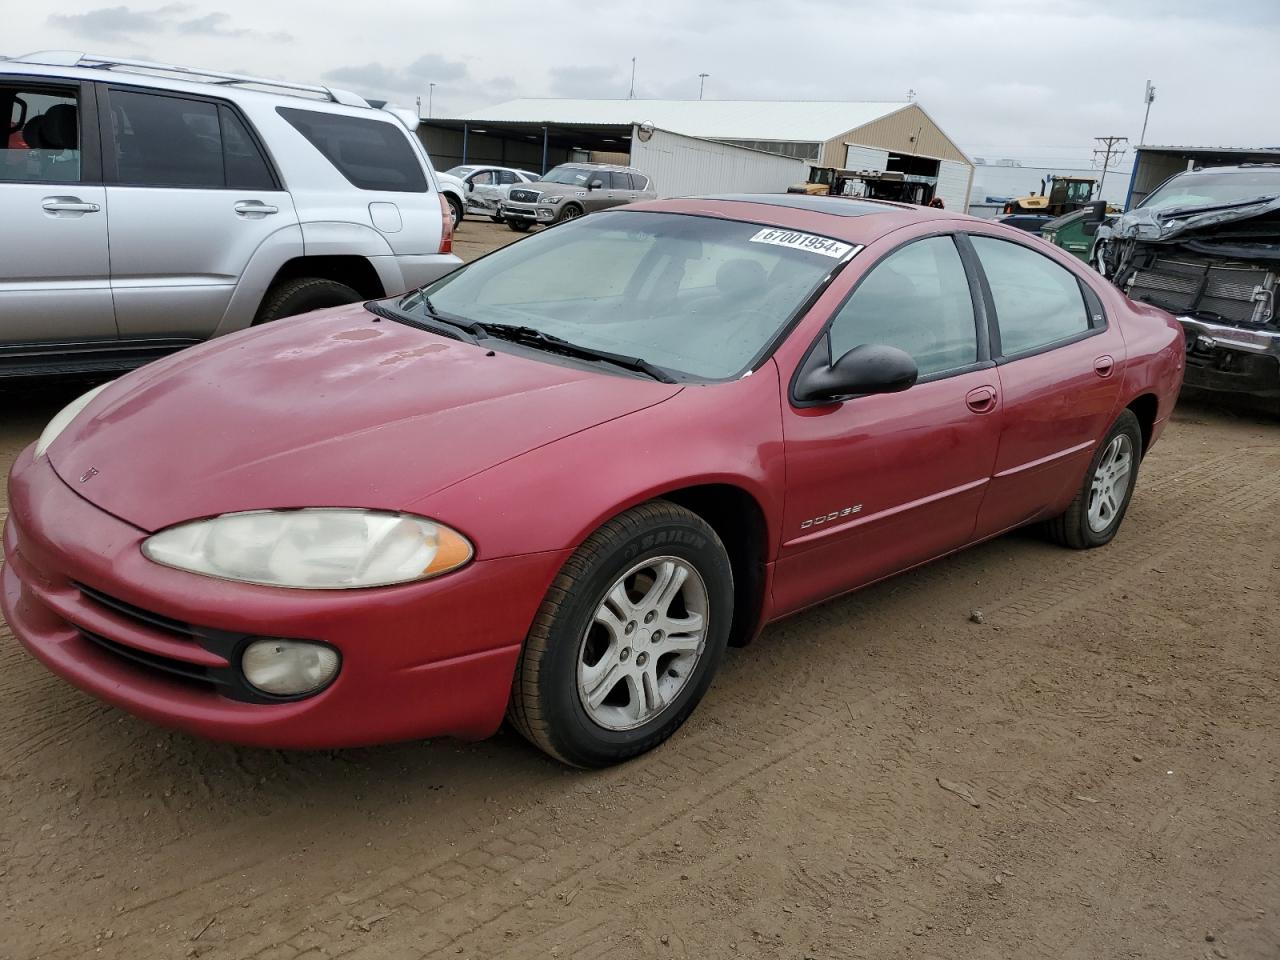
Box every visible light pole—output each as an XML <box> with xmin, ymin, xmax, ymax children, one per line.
<box><xmin>1139</xmin><ymin>80</ymin><xmax>1156</xmax><ymax>146</ymax></box>
<box><xmin>428</xmin><ymin>83</ymin><xmax>436</xmax><ymax>119</ymax></box>
<box><xmin>698</xmin><ymin>73</ymin><xmax>709</xmax><ymax>100</ymax></box>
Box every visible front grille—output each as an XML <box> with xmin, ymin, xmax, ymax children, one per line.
<box><xmin>77</xmin><ymin>582</ymin><xmax>200</xmax><ymax>641</ymax></box>
<box><xmin>508</xmin><ymin>189</ymin><xmax>540</xmax><ymax>203</ymax></box>
<box><xmin>1129</xmin><ymin>257</ymin><xmax>1276</xmax><ymax>326</ymax></box>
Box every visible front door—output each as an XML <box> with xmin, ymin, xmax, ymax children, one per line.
<box><xmin>775</xmin><ymin>234</ymin><xmax>1003</xmax><ymax>616</ymax></box>
<box><xmin>0</xmin><ymin>78</ymin><xmax>115</xmax><ymax>347</ymax></box>
<box><xmin>103</xmin><ymin>86</ymin><xmax>297</xmax><ymax>340</ymax></box>
<box><xmin>965</xmin><ymin>233</ymin><xmax>1126</xmax><ymax>537</ymax></box>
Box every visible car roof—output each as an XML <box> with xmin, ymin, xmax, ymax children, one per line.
<box><xmin>632</xmin><ymin>194</ymin><xmax>974</xmax><ymax>243</ymax></box>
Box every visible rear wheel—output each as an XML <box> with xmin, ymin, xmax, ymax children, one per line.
<box><xmin>508</xmin><ymin>501</ymin><xmax>734</xmax><ymax>767</ymax></box>
<box><xmin>507</xmin><ymin>219</ymin><xmax>532</xmax><ymax>232</ymax></box>
<box><xmin>254</xmin><ymin>277</ymin><xmax>362</xmax><ymax>324</ymax></box>
<box><xmin>1045</xmin><ymin>409</ymin><xmax>1142</xmax><ymax>549</ymax></box>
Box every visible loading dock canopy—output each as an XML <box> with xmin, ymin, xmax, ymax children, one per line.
<box><xmin>421</xmin><ymin>119</ymin><xmax>634</xmax><ymax>174</ymax></box>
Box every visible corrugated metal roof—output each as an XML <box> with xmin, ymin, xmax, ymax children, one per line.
<box><xmin>453</xmin><ymin>98</ymin><xmax>911</xmax><ymax>144</ymax></box>
<box><xmin>1137</xmin><ymin>144</ymin><xmax>1280</xmax><ymax>154</ymax></box>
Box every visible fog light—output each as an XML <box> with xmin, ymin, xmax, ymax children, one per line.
<box><xmin>241</xmin><ymin>638</ymin><xmax>340</xmax><ymax>697</ymax></box>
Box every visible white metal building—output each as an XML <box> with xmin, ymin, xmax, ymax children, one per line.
<box><xmin>420</xmin><ymin>98</ymin><xmax>974</xmax><ymax>209</ymax></box>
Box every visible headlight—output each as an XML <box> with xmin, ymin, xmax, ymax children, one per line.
<box><xmin>34</xmin><ymin>381</ymin><xmax>113</xmax><ymax>458</ymax></box>
<box><xmin>142</xmin><ymin>509</ymin><xmax>473</xmax><ymax>589</ymax></box>
<box><xmin>544</xmin><ymin>194</ymin><xmax>566</xmax><ymax>203</ymax></box>
<box><xmin>241</xmin><ymin>638</ymin><xmax>340</xmax><ymax>696</ymax></box>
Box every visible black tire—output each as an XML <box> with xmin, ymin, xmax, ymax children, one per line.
<box><xmin>254</xmin><ymin>277</ymin><xmax>362</xmax><ymax>324</ymax></box>
<box><xmin>507</xmin><ymin>219</ymin><xmax>532</xmax><ymax>232</ymax></box>
<box><xmin>1044</xmin><ymin>409</ymin><xmax>1143</xmax><ymax>549</ymax></box>
<box><xmin>508</xmin><ymin>501</ymin><xmax>734</xmax><ymax>768</ymax></box>
<box><xmin>555</xmin><ymin>203</ymin><xmax>584</xmax><ymax>224</ymax></box>
<box><xmin>490</xmin><ymin>215</ymin><xmax>505</xmax><ymax>223</ymax></box>
<box><xmin>446</xmin><ymin>194</ymin><xmax>464</xmax><ymax>227</ymax></box>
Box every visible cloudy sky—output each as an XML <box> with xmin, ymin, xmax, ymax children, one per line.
<box><xmin>9</xmin><ymin>0</ymin><xmax>1277</xmax><ymax>168</ymax></box>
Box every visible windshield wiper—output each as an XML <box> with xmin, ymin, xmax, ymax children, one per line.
<box><xmin>476</xmin><ymin>323</ymin><xmax>676</xmax><ymax>383</ymax></box>
<box><xmin>365</xmin><ymin>299</ymin><xmax>483</xmax><ymax>342</ymax></box>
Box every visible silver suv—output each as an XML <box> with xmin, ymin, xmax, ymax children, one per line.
<box><xmin>0</xmin><ymin>51</ymin><xmax>461</xmax><ymax>377</ymax></box>
<box><xmin>503</xmin><ymin>162</ymin><xmax>656</xmax><ymax>232</ymax></box>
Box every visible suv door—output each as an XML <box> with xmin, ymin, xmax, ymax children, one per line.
<box><xmin>774</xmin><ymin>232</ymin><xmax>1003</xmax><ymax>615</ymax></box>
<box><xmin>965</xmin><ymin>232</ymin><xmax>1125</xmax><ymax>538</ymax></box>
<box><xmin>103</xmin><ymin>86</ymin><xmax>299</xmax><ymax>339</ymax></box>
<box><xmin>0</xmin><ymin>78</ymin><xmax>115</xmax><ymax>347</ymax></box>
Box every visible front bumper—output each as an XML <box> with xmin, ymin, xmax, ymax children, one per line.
<box><xmin>1</xmin><ymin>448</ymin><xmax>566</xmax><ymax>748</ymax></box>
<box><xmin>503</xmin><ymin>201</ymin><xmax>559</xmax><ymax>224</ymax></box>
<box><xmin>1178</xmin><ymin>315</ymin><xmax>1280</xmax><ymax>398</ymax></box>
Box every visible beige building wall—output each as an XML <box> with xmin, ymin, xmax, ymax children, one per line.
<box><xmin>818</xmin><ymin>103</ymin><xmax>970</xmax><ymax>167</ymax></box>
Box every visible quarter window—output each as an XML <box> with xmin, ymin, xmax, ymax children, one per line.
<box><xmin>277</xmin><ymin>106</ymin><xmax>427</xmax><ymax>193</ymax></box>
<box><xmin>828</xmin><ymin>236</ymin><xmax>978</xmax><ymax>378</ymax></box>
<box><xmin>1</xmin><ymin>84</ymin><xmax>81</xmax><ymax>183</ymax></box>
<box><xmin>970</xmin><ymin>236</ymin><xmax>1090</xmax><ymax>356</ymax></box>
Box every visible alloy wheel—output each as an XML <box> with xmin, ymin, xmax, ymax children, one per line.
<box><xmin>1087</xmin><ymin>434</ymin><xmax>1133</xmax><ymax>533</ymax></box>
<box><xmin>576</xmin><ymin>556</ymin><xmax>709</xmax><ymax>731</ymax></box>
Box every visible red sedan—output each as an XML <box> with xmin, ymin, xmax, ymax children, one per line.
<box><xmin>2</xmin><ymin>195</ymin><xmax>1184</xmax><ymax>767</ymax></box>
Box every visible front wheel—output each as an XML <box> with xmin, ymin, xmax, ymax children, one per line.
<box><xmin>555</xmin><ymin>203</ymin><xmax>583</xmax><ymax>224</ymax></box>
<box><xmin>1045</xmin><ymin>409</ymin><xmax>1143</xmax><ymax>549</ymax></box>
<box><xmin>506</xmin><ymin>219</ymin><xmax>532</xmax><ymax>232</ymax></box>
<box><xmin>508</xmin><ymin>501</ymin><xmax>734</xmax><ymax>767</ymax></box>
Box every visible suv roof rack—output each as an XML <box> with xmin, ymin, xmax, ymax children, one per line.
<box><xmin>12</xmin><ymin>50</ymin><xmax>370</xmax><ymax>108</ymax></box>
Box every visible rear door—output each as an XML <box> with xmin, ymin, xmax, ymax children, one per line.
<box><xmin>0</xmin><ymin>77</ymin><xmax>115</xmax><ymax>346</ymax></box>
<box><xmin>966</xmin><ymin>232</ymin><xmax>1125</xmax><ymax>538</ymax></box>
<box><xmin>103</xmin><ymin>86</ymin><xmax>298</xmax><ymax>339</ymax></box>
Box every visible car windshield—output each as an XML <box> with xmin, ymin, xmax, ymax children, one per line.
<box><xmin>445</xmin><ymin>165</ymin><xmax>476</xmax><ymax>178</ymax></box>
<box><xmin>540</xmin><ymin>165</ymin><xmax>596</xmax><ymax>185</ymax></box>
<box><xmin>1140</xmin><ymin>169</ymin><xmax>1280</xmax><ymax>211</ymax></box>
<box><xmin>403</xmin><ymin>210</ymin><xmax>851</xmax><ymax>380</ymax></box>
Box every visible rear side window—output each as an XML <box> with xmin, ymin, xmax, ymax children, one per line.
<box><xmin>970</xmin><ymin>236</ymin><xmax>1090</xmax><ymax>356</ymax></box>
<box><xmin>277</xmin><ymin>107</ymin><xmax>426</xmax><ymax>192</ymax></box>
<box><xmin>107</xmin><ymin>90</ymin><xmax>275</xmax><ymax>189</ymax></box>
<box><xmin>829</xmin><ymin>235</ymin><xmax>978</xmax><ymax>378</ymax></box>
<box><xmin>609</xmin><ymin>171</ymin><xmax>634</xmax><ymax>189</ymax></box>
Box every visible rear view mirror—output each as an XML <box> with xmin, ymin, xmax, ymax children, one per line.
<box><xmin>794</xmin><ymin>343</ymin><xmax>918</xmax><ymax>403</ymax></box>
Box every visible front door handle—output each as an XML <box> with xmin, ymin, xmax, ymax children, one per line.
<box><xmin>965</xmin><ymin>385</ymin><xmax>998</xmax><ymax>414</ymax></box>
<box><xmin>1094</xmin><ymin>355</ymin><xmax>1115</xmax><ymax>378</ymax></box>
<box><xmin>42</xmin><ymin>196</ymin><xmax>101</xmax><ymax>215</ymax></box>
<box><xmin>234</xmin><ymin>201</ymin><xmax>279</xmax><ymax>217</ymax></box>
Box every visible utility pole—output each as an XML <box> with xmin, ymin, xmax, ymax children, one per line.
<box><xmin>1139</xmin><ymin>80</ymin><xmax>1156</xmax><ymax>145</ymax></box>
<box><xmin>628</xmin><ymin>58</ymin><xmax>636</xmax><ymax>99</ymax></box>
<box><xmin>428</xmin><ymin>83</ymin><xmax>436</xmax><ymax>119</ymax></box>
<box><xmin>416</xmin><ymin>95</ymin><xmax>421</xmax><ymax>117</ymax></box>
<box><xmin>698</xmin><ymin>73</ymin><xmax>709</xmax><ymax>100</ymax></box>
<box><xmin>1092</xmin><ymin>135</ymin><xmax>1129</xmax><ymax>196</ymax></box>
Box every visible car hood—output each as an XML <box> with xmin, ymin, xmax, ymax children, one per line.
<box><xmin>1105</xmin><ymin>195</ymin><xmax>1280</xmax><ymax>244</ymax></box>
<box><xmin>48</xmin><ymin>305</ymin><xmax>681</xmax><ymax>532</ymax></box>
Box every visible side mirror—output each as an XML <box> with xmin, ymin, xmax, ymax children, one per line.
<box><xmin>794</xmin><ymin>343</ymin><xmax>918</xmax><ymax>403</ymax></box>
<box><xmin>589</xmin><ymin>179</ymin><xmax>604</xmax><ymax>190</ymax></box>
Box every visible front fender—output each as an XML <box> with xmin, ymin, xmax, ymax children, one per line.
<box><xmin>410</xmin><ymin>362</ymin><xmax>788</xmax><ymax>563</ymax></box>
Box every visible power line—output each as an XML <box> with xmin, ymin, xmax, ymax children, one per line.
<box><xmin>1092</xmin><ymin>135</ymin><xmax>1129</xmax><ymax>195</ymax></box>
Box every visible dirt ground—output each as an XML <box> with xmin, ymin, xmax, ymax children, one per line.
<box><xmin>1</xmin><ymin>222</ymin><xmax>1277</xmax><ymax>960</ymax></box>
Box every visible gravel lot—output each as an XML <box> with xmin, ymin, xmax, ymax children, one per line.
<box><xmin>1</xmin><ymin>221</ymin><xmax>1277</xmax><ymax>959</ymax></box>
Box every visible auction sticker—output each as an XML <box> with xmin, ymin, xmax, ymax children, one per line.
<box><xmin>748</xmin><ymin>228</ymin><xmax>855</xmax><ymax>259</ymax></box>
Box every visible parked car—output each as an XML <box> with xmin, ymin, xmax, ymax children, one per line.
<box><xmin>3</xmin><ymin>195</ymin><xmax>1184</xmax><ymax>767</ymax></box>
<box><xmin>993</xmin><ymin>213</ymin><xmax>1053</xmax><ymax>234</ymax></box>
<box><xmin>1093</xmin><ymin>164</ymin><xmax>1280</xmax><ymax>407</ymax></box>
<box><xmin>0</xmin><ymin>51</ymin><xmax>460</xmax><ymax>378</ymax></box>
<box><xmin>503</xmin><ymin>162</ymin><xmax>656</xmax><ymax>231</ymax></box>
<box><xmin>444</xmin><ymin>164</ymin><xmax>540</xmax><ymax>222</ymax></box>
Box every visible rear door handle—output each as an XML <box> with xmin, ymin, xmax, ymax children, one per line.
<box><xmin>965</xmin><ymin>385</ymin><xmax>998</xmax><ymax>414</ymax></box>
<box><xmin>1094</xmin><ymin>355</ymin><xmax>1115</xmax><ymax>378</ymax></box>
<box><xmin>234</xmin><ymin>201</ymin><xmax>279</xmax><ymax>217</ymax></box>
<box><xmin>42</xmin><ymin>196</ymin><xmax>101</xmax><ymax>214</ymax></box>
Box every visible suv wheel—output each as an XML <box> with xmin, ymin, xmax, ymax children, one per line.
<box><xmin>255</xmin><ymin>278</ymin><xmax>363</xmax><ymax>324</ymax></box>
<box><xmin>507</xmin><ymin>219</ymin><xmax>532</xmax><ymax>232</ymax></box>
<box><xmin>555</xmin><ymin>204</ymin><xmax>584</xmax><ymax>224</ymax></box>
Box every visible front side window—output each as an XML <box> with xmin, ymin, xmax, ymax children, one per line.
<box><xmin>470</xmin><ymin>170</ymin><xmax>494</xmax><ymax>185</ymax></box>
<box><xmin>278</xmin><ymin>106</ymin><xmax>426</xmax><ymax>193</ymax></box>
<box><xmin>405</xmin><ymin>210</ymin><xmax>847</xmax><ymax>379</ymax></box>
<box><xmin>970</xmin><ymin>235</ymin><xmax>1090</xmax><ymax>356</ymax></box>
<box><xmin>1</xmin><ymin>84</ymin><xmax>80</xmax><ymax>183</ymax></box>
<box><xmin>828</xmin><ymin>236</ymin><xmax>978</xmax><ymax>378</ymax></box>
